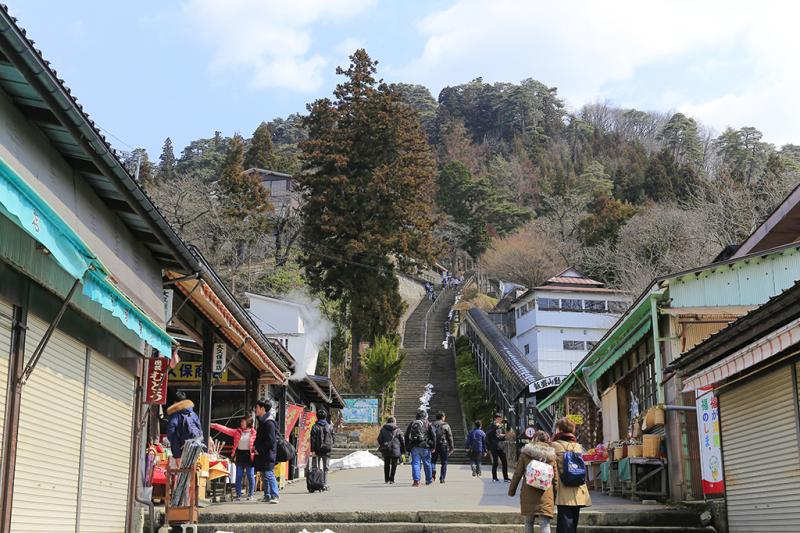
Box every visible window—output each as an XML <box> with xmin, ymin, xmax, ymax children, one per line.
<box><xmin>563</xmin><ymin>340</ymin><xmax>585</xmax><ymax>350</ymax></box>
<box><xmin>584</xmin><ymin>300</ymin><xmax>606</xmax><ymax>313</ymax></box>
<box><xmin>524</xmin><ymin>344</ymin><xmax>530</xmax><ymax>355</ymax></box>
<box><xmin>586</xmin><ymin>341</ymin><xmax>597</xmax><ymax>350</ymax></box>
<box><xmin>608</xmin><ymin>300</ymin><xmax>629</xmax><ymax>314</ymax></box>
<box><xmin>561</xmin><ymin>299</ymin><xmax>583</xmax><ymax>312</ymax></box>
<box><xmin>537</xmin><ymin>298</ymin><xmax>560</xmax><ymax>311</ymax></box>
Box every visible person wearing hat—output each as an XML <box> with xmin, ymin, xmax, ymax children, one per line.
<box><xmin>404</xmin><ymin>408</ymin><xmax>437</xmax><ymax>487</ymax></box>
<box><xmin>165</xmin><ymin>391</ymin><xmax>202</xmax><ymax>467</ymax></box>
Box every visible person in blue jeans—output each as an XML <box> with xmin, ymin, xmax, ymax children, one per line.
<box><xmin>431</xmin><ymin>412</ymin><xmax>454</xmax><ymax>483</ymax></box>
<box><xmin>404</xmin><ymin>409</ymin><xmax>437</xmax><ymax>486</ymax></box>
<box><xmin>253</xmin><ymin>399</ymin><xmax>280</xmax><ymax>504</ymax></box>
<box><xmin>466</xmin><ymin>419</ymin><xmax>488</xmax><ymax>477</ymax></box>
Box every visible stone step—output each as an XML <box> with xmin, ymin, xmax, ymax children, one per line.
<box><xmin>197</xmin><ymin>524</ymin><xmax>715</xmax><ymax>533</ymax></box>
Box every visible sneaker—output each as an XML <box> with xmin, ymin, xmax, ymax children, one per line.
<box><xmin>261</xmin><ymin>496</ymin><xmax>271</xmax><ymax>503</ymax></box>
<box><xmin>504</xmin><ymin>479</ymin><xmax>511</xmax><ymax>483</ymax></box>
<box><xmin>269</xmin><ymin>499</ymin><xmax>279</xmax><ymax>505</ymax></box>
<box><xmin>425</xmin><ymin>481</ymin><xmax>433</xmax><ymax>486</ymax></box>
<box><xmin>432</xmin><ymin>472</ymin><xmax>437</xmax><ymax>481</ymax></box>
<box><xmin>412</xmin><ymin>481</ymin><xmax>420</xmax><ymax>487</ymax></box>
<box><xmin>389</xmin><ymin>480</ymin><xmax>395</xmax><ymax>484</ymax></box>
<box><xmin>234</xmin><ymin>496</ymin><xmax>241</xmax><ymax>502</ymax></box>
<box><xmin>440</xmin><ymin>479</ymin><xmax>446</xmax><ymax>484</ymax></box>
<box><xmin>471</xmin><ymin>471</ymin><xmax>476</xmax><ymax>477</ymax></box>
<box><xmin>492</xmin><ymin>479</ymin><xmax>499</xmax><ymax>483</ymax></box>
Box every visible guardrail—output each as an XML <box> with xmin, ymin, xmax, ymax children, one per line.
<box><xmin>423</xmin><ymin>286</ymin><xmax>446</xmax><ymax>349</ymax></box>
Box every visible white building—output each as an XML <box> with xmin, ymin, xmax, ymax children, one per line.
<box><xmin>245</xmin><ymin>292</ymin><xmax>327</xmax><ymax>378</ymax></box>
<box><xmin>511</xmin><ymin>268</ymin><xmax>630</xmax><ymax>378</ymax></box>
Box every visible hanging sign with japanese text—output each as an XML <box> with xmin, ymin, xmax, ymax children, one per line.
<box><xmin>144</xmin><ymin>356</ymin><xmax>169</xmax><ymax>404</ymax></box>
<box><xmin>168</xmin><ymin>361</ymin><xmax>228</xmax><ymax>382</ymax></box>
<box><xmin>696</xmin><ymin>387</ymin><xmax>725</xmax><ymax>495</ymax></box>
<box><xmin>529</xmin><ymin>375</ymin><xmax>566</xmax><ymax>393</ymax></box>
<box><xmin>212</xmin><ymin>343</ymin><xmax>226</xmax><ymax>373</ymax></box>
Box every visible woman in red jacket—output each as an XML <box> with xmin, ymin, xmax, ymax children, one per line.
<box><xmin>211</xmin><ymin>416</ymin><xmax>256</xmax><ymax>500</ymax></box>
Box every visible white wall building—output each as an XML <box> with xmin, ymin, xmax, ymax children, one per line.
<box><xmin>245</xmin><ymin>292</ymin><xmax>328</xmax><ymax>379</ymax></box>
<box><xmin>511</xmin><ymin>268</ymin><xmax>631</xmax><ymax>378</ymax></box>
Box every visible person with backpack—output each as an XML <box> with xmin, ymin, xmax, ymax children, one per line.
<box><xmin>466</xmin><ymin>420</ymin><xmax>488</xmax><ymax>477</ymax></box>
<box><xmin>508</xmin><ymin>430</ymin><xmax>557</xmax><ymax>533</ymax></box>
<box><xmin>211</xmin><ymin>416</ymin><xmax>256</xmax><ymax>501</ymax></box>
<box><xmin>165</xmin><ymin>391</ymin><xmax>203</xmax><ymax>467</ymax></box>
<box><xmin>551</xmin><ymin>417</ymin><xmax>591</xmax><ymax>533</ymax></box>
<box><xmin>377</xmin><ymin>416</ymin><xmax>405</xmax><ymax>484</ymax></box>
<box><xmin>253</xmin><ymin>399</ymin><xmax>280</xmax><ymax>504</ymax></box>
<box><xmin>310</xmin><ymin>410</ymin><xmax>335</xmax><ymax>489</ymax></box>
<box><xmin>487</xmin><ymin>413</ymin><xmax>510</xmax><ymax>482</ymax></box>
<box><xmin>404</xmin><ymin>409</ymin><xmax>437</xmax><ymax>486</ymax></box>
<box><xmin>431</xmin><ymin>412</ymin><xmax>454</xmax><ymax>484</ymax></box>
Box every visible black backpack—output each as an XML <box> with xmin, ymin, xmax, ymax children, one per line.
<box><xmin>318</xmin><ymin>424</ymin><xmax>334</xmax><ymax>454</ymax></box>
<box><xmin>437</xmin><ymin>423</ymin><xmax>450</xmax><ymax>448</ymax></box>
<box><xmin>276</xmin><ymin>429</ymin><xmax>296</xmax><ymax>463</ymax></box>
<box><xmin>409</xmin><ymin>420</ymin><xmax>425</xmax><ymax>445</ymax></box>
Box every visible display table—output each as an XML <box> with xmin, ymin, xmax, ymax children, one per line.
<box><xmin>585</xmin><ymin>461</ymin><xmax>603</xmax><ymax>491</ymax></box>
<box><xmin>630</xmin><ymin>457</ymin><xmax>667</xmax><ymax>499</ymax></box>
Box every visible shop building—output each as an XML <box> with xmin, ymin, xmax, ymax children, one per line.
<box><xmin>538</xmin><ymin>244</ymin><xmax>800</xmax><ymax>501</ymax></box>
<box><xmin>509</xmin><ymin>268</ymin><xmax>630</xmax><ymax>378</ymax></box>
<box><xmin>673</xmin><ymin>280</ymin><xmax>800</xmax><ymax>532</ymax></box>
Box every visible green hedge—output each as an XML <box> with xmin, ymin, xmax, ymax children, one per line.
<box><xmin>455</xmin><ymin>336</ymin><xmax>495</xmax><ymax>428</ymax></box>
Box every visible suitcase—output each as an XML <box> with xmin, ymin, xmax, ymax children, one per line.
<box><xmin>306</xmin><ymin>459</ymin><xmax>326</xmax><ymax>493</ymax></box>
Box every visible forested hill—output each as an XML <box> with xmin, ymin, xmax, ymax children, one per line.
<box><xmin>135</xmin><ymin>76</ymin><xmax>800</xmax><ymax>297</ymax></box>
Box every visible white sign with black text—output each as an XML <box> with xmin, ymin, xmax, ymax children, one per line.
<box><xmin>529</xmin><ymin>375</ymin><xmax>567</xmax><ymax>393</ymax></box>
<box><xmin>212</xmin><ymin>343</ymin><xmax>226</xmax><ymax>373</ymax></box>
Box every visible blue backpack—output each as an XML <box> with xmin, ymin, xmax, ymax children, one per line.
<box><xmin>560</xmin><ymin>443</ymin><xmax>586</xmax><ymax>487</ymax></box>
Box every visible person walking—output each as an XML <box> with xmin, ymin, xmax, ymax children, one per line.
<box><xmin>466</xmin><ymin>420</ymin><xmax>488</xmax><ymax>477</ymax></box>
<box><xmin>508</xmin><ymin>430</ymin><xmax>557</xmax><ymax>533</ymax></box>
<box><xmin>404</xmin><ymin>409</ymin><xmax>436</xmax><ymax>487</ymax></box>
<box><xmin>211</xmin><ymin>416</ymin><xmax>256</xmax><ymax>500</ymax></box>
<box><xmin>431</xmin><ymin>412</ymin><xmax>454</xmax><ymax>484</ymax></box>
<box><xmin>165</xmin><ymin>391</ymin><xmax>203</xmax><ymax>467</ymax></box>
<box><xmin>310</xmin><ymin>410</ymin><xmax>335</xmax><ymax>489</ymax></box>
<box><xmin>377</xmin><ymin>416</ymin><xmax>405</xmax><ymax>484</ymax></box>
<box><xmin>551</xmin><ymin>417</ymin><xmax>591</xmax><ymax>533</ymax></box>
<box><xmin>253</xmin><ymin>399</ymin><xmax>280</xmax><ymax>504</ymax></box>
<box><xmin>487</xmin><ymin>414</ymin><xmax>510</xmax><ymax>482</ymax></box>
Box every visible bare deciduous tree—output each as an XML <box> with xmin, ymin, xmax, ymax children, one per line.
<box><xmin>481</xmin><ymin>223</ymin><xmax>566</xmax><ymax>288</ymax></box>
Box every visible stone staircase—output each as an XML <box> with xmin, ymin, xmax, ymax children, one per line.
<box><xmin>395</xmin><ymin>289</ymin><xmax>468</xmax><ymax>464</ymax></box>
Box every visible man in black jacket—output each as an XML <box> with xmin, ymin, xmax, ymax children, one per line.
<box><xmin>404</xmin><ymin>409</ymin><xmax>437</xmax><ymax>486</ymax></box>
<box><xmin>486</xmin><ymin>413</ymin><xmax>510</xmax><ymax>482</ymax></box>
<box><xmin>310</xmin><ymin>410</ymin><xmax>334</xmax><ymax>489</ymax></box>
<box><xmin>254</xmin><ymin>399</ymin><xmax>280</xmax><ymax>503</ymax></box>
<box><xmin>431</xmin><ymin>411</ymin><xmax>454</xmax><ymax>484</ymax></box>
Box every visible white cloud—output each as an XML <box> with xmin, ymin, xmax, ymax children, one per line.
<box><xmin>180</xmin><ymin>0</ymin><xmax>374</xmax><ymax>92</ymax></box>
<box><xmin>400</xmin><ymin>0</ymin><xmax>800</xmax><ymax>144</ymax></box>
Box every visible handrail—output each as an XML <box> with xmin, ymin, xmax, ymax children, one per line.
<box><xmin>423</xmin><ymin>286</ymin><xmax>445</xmax><ymax>349</ymax></box>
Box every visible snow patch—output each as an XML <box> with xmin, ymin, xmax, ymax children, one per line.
<box><xmin>329</xmin><ymin>450</ymin><xmax>384</xmax><ymax>470</ymax></box>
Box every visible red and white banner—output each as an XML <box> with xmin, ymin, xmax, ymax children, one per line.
<box><xmin>144</xmin><ymin>356</ymin><xmax>169</xmax><ymax>405</ymax></box>
<box><xmin>297</xmin><ymin>411</ymin><xmax>317</xmax><ymax>466</ymax></box>
<box><xmin>696</xmin><ymin>387</ymin><xmax>724</xmax><ymax>495</ymax></box>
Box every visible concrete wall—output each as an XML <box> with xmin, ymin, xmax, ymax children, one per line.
<box><xmin>0</xmin><ymin>89</ymin><xmax>165</xmax><ymax>323</ymax></box>
<box><xmin>398</xmin><ymin>273</ymin><xmax>426</xmax><ymax>341</ymax></box>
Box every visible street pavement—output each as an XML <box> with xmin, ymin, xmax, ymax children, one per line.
<box><xmin>204</xmin><ymin>464</ymin><xmax>666</xmax><ymax>515</ymax></box>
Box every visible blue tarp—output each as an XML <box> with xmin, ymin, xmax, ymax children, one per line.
<box><xmin>0</xmin><ymin>156</ymin><xmax>172</xmax><ymax>357</ymax></box>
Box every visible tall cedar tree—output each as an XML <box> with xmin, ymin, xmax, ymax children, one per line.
<box><xmin>245</xmin><ymin>121</ymin><xmax>275</xmax><ymax>170</ymax></box>
<box><xmin>158</xmin><ymin>137</ymin><xmax>177</xmax><ymax>182</ymax></box>
<box><xmin>298</xmin><ymin>49</ymin><xmax>437</xmax><ymax>388</ymax></box>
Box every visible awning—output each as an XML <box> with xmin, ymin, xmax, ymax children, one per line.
<box><xmin>0</xmin><ymin>156</ymin><xmax>173</xmax><ymax>356</ymax></box>
<box><xmin>586</xmin><ymin>315</ymin><xmax>652</xmax><ymax>383</ymax></box>
<box><xmin>682</xmin><ymin>316</ymin><xmax>800</xmax><ymax>392</ymax></box>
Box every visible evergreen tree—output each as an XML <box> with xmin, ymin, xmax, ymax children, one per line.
<box><xmin>157</xmin><ymin>137</ymin><xmax>177</xmax><ymax>181</ymax></box>
<box><xmin>218</xmin><ymin>134</ymin><xmax>271</xmax><ymax>221</ymax></box>
<box><xmin>298</xmin><ymin>49</ymin><xmax>437</xmax><ymax>388</ymax></box>
<box><xmin>658</xmin><ymin>113</ymin><xmax>703</xmax><ymax>167</ymax></box>
<box><xmin>244</xmin><ymin>121</ymin><xmax>275</xmax><ymax>170</ymax></box>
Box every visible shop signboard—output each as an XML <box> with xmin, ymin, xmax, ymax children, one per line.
<box><xmin>297</xmin><ymin>411</ymin><xmax>317</xmax><ymax>466</ymax></box>
<box><xmin>286</xmin><ymin>404</ymin><xmax>304</xmax><ymax>436</ymax></box>
<box><xmin>696</xmin><ymin>387</ymin><xmax>724</xmax><ymax>495</ymax></box>
<box><xmin>144</xmin><ymin>356</ymin><xmax>169</xmax><ymax>404</ymax></box>
<box><xmin>529</xmin><ymin>375</ymin><xmax>566</xmax><ymax>393</ymax></box>
<box><xmin>341</xmin><ymin>396</ymin><xmax>380</xmax><ymax>424</ymax></box>
<box><xmin>168</xmin><ymin>361</ymin><xmax>228</xmax><ymax>382</ymax></box>
<box><xmin>212</xmin><ymin>343</ymin><xmax>226</xmax><ymax>373</ymax></box>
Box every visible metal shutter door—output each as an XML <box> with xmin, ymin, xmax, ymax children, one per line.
<box><xmin>77</xmin><ymin>351</ymin><xmax>134</xmax><ymax>533</ymax></box>
<box><xmin>11</xmin><ymin>315</ymin><xmax>86</xmax><ymax>533</ymax></box>
<box><xmin>720</xmin><ymin>365</ymin><xmax>800</xmax><ymax>532</ymax></box>
<box><xmin>0</xmin><ymin>298</ymin><xmax>12</xmax><ymax>461</ymax></box>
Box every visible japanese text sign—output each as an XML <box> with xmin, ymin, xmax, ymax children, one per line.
<box><xmin>144</xmin><ymin>356</ymin><xmax>169</xmax><ymax>404</ymax></box>
<box><xmin>696</xmin><ymin>387</ymin><xmax>724</xmax><ymax>495</ymax></box>
<box><xmin>212</xmin><ymin>343</ymin><xmax>226</xmax><ymax>373</ymax></box>
<box><xmin>168</xmin><ymin>361</ymin><xmax>228</xmax><ymax>382</ymax></box>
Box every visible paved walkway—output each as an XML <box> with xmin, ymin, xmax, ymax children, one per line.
<box><xmin>204</xmin><ymin>464</ymin><xmax>666</xmax><ymax>515</ymax></box>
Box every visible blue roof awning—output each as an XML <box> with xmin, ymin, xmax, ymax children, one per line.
<box><xmin>0</xmin><ymin>155</ymin><xmax>173</xmax><ymax>357</ymax></box>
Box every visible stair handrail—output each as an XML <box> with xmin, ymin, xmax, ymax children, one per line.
<box><xmin>423</xmin><ymin>286</ymin><xmax>447</xmax><ymax>349</ymax></box>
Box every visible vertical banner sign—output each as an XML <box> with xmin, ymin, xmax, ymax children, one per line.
<box><xmin>297</xmin><ymin>411</ymin><xmax>317</xmax><ymax>466</ymax></box>
<box><xmin>258</xmin><ymin>382</ymin><xmax>270</xmax><ymax>400</ymax></box>
<box><xmin>163</xmin><ymin>289</ymin><xmax>173</xmax><ymax>323</ymax></box>
<box><xmin>212</xmin><ymin>343</ymin><xmax>226</xmax><ymax>373</ymax></box>
<box><xmin>285</xmin><ymin>404</ymin><xmax>304</xmax><ymax>436</ymax></box>
<box><xmin>144</xmin><ymin>356</ymin><xmax>169</xmax><ymax>404</ymax></box>
<box><xmin>696</xmin><ymin>387</ymin><xmax>724</xmax><ymax>495</ymax></box>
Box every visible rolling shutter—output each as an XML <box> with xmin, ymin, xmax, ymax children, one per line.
<box><xmin>0</xmin><ymin>298</ymin><xmax>12</xmax><ymax>461</ymax></box>
<box><xmin>720</xmin><ymin>365</ymin><xmax>800</xmax><ymax>532</ymax></box>
<box><xmin>77</xmin><ymin>351</ymin><xmax>134</xmax><ymax>533</ymax></box>
<box><xmin>10</xmin><ymin>315</ymin><xmax>87</xmax><ymax>533</ymax></box>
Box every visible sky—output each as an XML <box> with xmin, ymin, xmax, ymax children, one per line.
<box><xmin>10</xmin><ymin>1</ymin><xmax>800</xmax><ymax>157</ymax></box>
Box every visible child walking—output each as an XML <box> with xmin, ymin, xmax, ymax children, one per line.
<box><xmin>508</xmin><ymin>430</ymin><xmax>557</xmax><ymax>533</ymax></box>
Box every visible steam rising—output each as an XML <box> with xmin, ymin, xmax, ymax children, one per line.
<box><xmin>285</xmin><ymin>290</ymin><xmax>334</xmax><ymax>380</ymax></box>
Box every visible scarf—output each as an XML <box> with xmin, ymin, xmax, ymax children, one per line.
<box><xmin>552</xmin><ymin>432</ymin><xmax>577</xmax><ymax>443</ymax></box>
